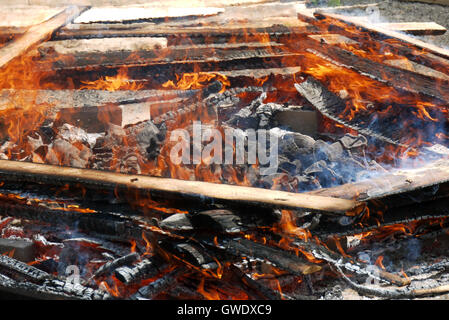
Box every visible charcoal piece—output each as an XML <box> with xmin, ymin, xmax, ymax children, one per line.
<box><xmin>160</xmin><ymin>209</ymin><xmax>244</xmax><ymax>234</ymax></box>
<box><xmin>90</xmin><ymin>252</ymin><xmax>140</xmax><ymax>280</ymax></box>
<box><xmin>304</xmin><ymin>161</ymin><xmax>342</xmax><ymax>188</ymax></box>
<box><xmin>313</xmin><ymin>140</ymin><xmax>344</xmax><ymax>162</ymax></box>
<box><xmin>56</xmin><ymin>123</ymin><xmax>101</xmax><ymax>148</ymax></box>
<box><xmin>278</xmin><ymin>155</ymin><xmax>299</xmax><ymax>175</ymax></box>
<box><xmin>225</xmin><ymin>105</ymin><xmax>258</xmax><ymax>129</ymax></box>
<box><xmin>126</xmin><ymin>120</ymin><xmax>161</xmax><ymax>159</ymax></box>
<box><xmin>256</xmin><ymin>102</ymin><xmax>284</xmax><ymax>129</ymax></box>
<box><xmin>159</xmin><ymin>241</ymin><xmax>218</xmax><ymax>270</ymax></box>
<box><xmin>46</xmin><ymin>138</ymin><xmax>92</xmax><ymax>168</ymax></box>
<box><xmin>131</xmin><ymin>268</ymin><xmax>184</xmax><ymax>300</ymax></box>
<box><xmin>159</xmin><ymin>214</ymin><xmax>194</xmax><ymax>231</ymax></box>
<box><xmin>338</xmin><ymin>134</ymin><xmax>368</xmax><ymax>151</ymax></box>
<box><xmin>0</xmin><ymin>238</ymin><xmax>34</xmax><ymax>262</ymax></box>
<box><xmin>0</xmin><ymin>254</ymin><xmax>50</xmax><ymax>283</ymax></box>
<box><xmin>260</xmin><ymin>172</ymin><xmax>288</xmax><ymax>189</ymax></box>
<box><xmin>278</xmin><ymin>134</ymin><xmax>301</xmax><ymax>161</ymax></box>
<box><xmin>292</xmin><ymin>132</ymin><xmax>315</xmax><ymax>149</ymax></box>
<box><xmin>216</xmin><ymin>238</ymin><xmax>321</xmax><ymax>276</ymax></box>
<box><xmin>225</xmin><ymin>92</ymin><xmax>266</xmax><ymax>129</ymax></box>
<box><xmin>114</xmin><ymin>256</ymin><xmax>166</xmax><ymax>285</ymax></box>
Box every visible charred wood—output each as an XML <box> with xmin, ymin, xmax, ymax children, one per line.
<box><xmin>89</xmin><ymin>252</ymin><xmax>140</xmax><ymax>281</ymax></box>
<box><xmin>36</xmin><ymin>43</ymin><xmax>297</xmax><ymax>71</ymax></box>
<box><xmin>0</xmin><ymin>254</ymin><xmax>50</xmax><ymax>283</ymax></box>
<box><xmin>303</xmin><ymin>43</ymin><xmax>449</xmax><ymax>103</ymax></box>
<box><xmin>211</xmin><ymin>237</ymin><xmax>322</xmax><ymax>276</ymax></box>
<box><xmin>295</xmin><ymin>76</ymin><xmax>408</xmax><ymax>147</ymax></box>
<box><xmin>130</xmin><ymin>267</ymin><xmax>185</xmax><ymax>300</ymax></box>
<box><xmin>114</xmin><ymin>256</ymin><xmax>166</xmax><ymax>285</ymax></box>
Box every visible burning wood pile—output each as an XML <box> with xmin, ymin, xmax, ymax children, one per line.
<box><xmin>0</xmin><ymin>1</ymin><xmax>448</xmax><ymax>300</ymax></box>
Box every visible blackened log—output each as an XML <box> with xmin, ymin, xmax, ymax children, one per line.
<box><xmin>114</xmin><ymin>256</ymin><xmax>166</xmax><ymax>285</ymax></box>
<box><xmin>0</xmin><ymin>273</ymin><xmax>110</xmax><ymax>300</ymax></box>
<box><xmin>130</xmin><ymin>267</ymin><xmax>185</xmax><ymax>300</ymax></box>
<box><xmin>0</xmin><ymin>254</ymin><xmax>50</xmax><ymax>283</ymax></box>
<box><xmin>213</xmin><ymin>237</ymin><xmax>322</xmax><ymax>276</ymax></box>
<box><xmin>159</xmin><ymin>209</ymin><xmax>279</xmax><ymax>234</ymax></box>
<box><xmin>89</xmin><ymin>252</ymin><xmax>140</xmax><ymax>281</ymax></box>
<box><xmin>159</xmin><ymin>241</ymin><xmax>220</xmax><ymax>271</ymax></box>
<box><xmin>294</xmin><ymin>77</ymin><xmax>408</xmax><ymax>147</ymax></box>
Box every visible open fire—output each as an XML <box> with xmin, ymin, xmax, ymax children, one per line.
<box><xmin>0</xmin><ymin>1</ymin><xmax>448</xmax><ymax>300</ymax></box>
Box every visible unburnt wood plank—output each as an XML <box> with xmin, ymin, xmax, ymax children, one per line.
<box><xmin>0</xmin><ymin>160</ymin><xmax>361</xmax><ymax>213</ymax></box>
<box><xmin>0</xmin><ymin>6</ymin><xmax>87</xmax><ymax>70</ymax></box>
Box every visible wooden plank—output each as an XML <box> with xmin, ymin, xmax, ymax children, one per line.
<box><xmin>313</xmin><ymin>11</ymin><xmax>449</xmax><ymax>60</ymax></box>
<box><xmin>55</xmin><ymin>19</ymin><xmax>313</xmax><ymax>40</ymax></box>
<box><xmin>0</xmin><ymin>6</ymin><xmax>87</xmax><ymax>71</ymax></box>
<box><xmin>375</xmin><ymin>22</ymin><xmax>447</xmax><ymax>36</ymax></box>
<box><xmin>0</xmin><ymin>6</ymin><xmax>65</xmax><ymax>28</ymax></box>
<box><xmin>0</xmin><ymin>160</ymin><xmax>361</xmax><ymax>214</ymax></box>
<box><xmin>35</xmin><ymin>42</ymin><xmax>297</xmax><ymax>71</ymax></box>
<box><xmin>73</xmin><ymin>6</ymin><xmax>224</xmax><ymax>24</ymax></box>
<box><xmin>28</xmin><ymin>0</ymin><xmax>279</xmax><ymax>7</ymax></box>
<box><xmin>39</xmin><ymin>37</ymin><xmax>168</xmax><ymax>55</ymax></box>
<box><xmin>306</xmin><ymin>157</ymin><xmax>449</xmax><ymax>202</ymax></box>
<box><xmin>398</xmin><ymin>0</ymin><xmax>449</xmax><ymax>6</ymax></box>
<box><xmin>304</xmin><ymin>37</ymin><xmax>449</xmax><ymax>103</ymax></box>
<box><xmin>384</xmin><ymin>58</ymin><xmax>449</xmax><ymax>81</ymax></box>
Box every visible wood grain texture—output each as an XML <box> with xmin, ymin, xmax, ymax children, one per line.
<box><xmin>0</xmin><ymin>5</ymin><xmax>87</xmax><ymax>70</ymax></box>
<box><xmin>0</xmin><ymin>160</ymin><xmax>360</xmax><ymax>214</ymax></box>
<box><xmin>313</xmin><ymin>11</ymin><xmax>449</xmax><ymax>60</ymax></box>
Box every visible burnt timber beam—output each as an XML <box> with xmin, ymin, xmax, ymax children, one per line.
<box><xmin>301</xmin><ymin>38</ymin><xmax>449</xmax><ymax>104</ymax></box>
<box><xmin>313</xmin><ymin>11</ymin><xmax>449</xmax><ymax>61</ymax></box>
<box><xmin>297</xmin><ymin>10</ymin><xmax>449</xmax><ymax>74</ymax></box>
